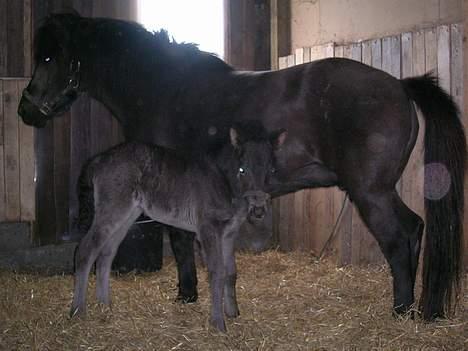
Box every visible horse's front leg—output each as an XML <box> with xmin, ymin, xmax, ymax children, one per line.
<box><xmin>222</xmin><ymin>234</ymin><xmax>239</xmax><ymax>318</ymax></box>
<box><xmin>199</xmin><ymin>224</ymin><xmax>226</xmax><ymax>332</ymax></box>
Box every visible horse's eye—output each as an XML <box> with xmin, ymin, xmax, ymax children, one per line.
<box><xmin>270</xmin><ymin>167</ymin><xmax>276</xmax><ymax>174</ymax></box>
<box><xmin>44</xmin><ymin>57</ymin><xmax>51</xmax><ymax>63</ymax></box>
<box><xmin>239</xmin><ymin>167</ymin><xmax>246</xmax><ymax>175</ymax></box>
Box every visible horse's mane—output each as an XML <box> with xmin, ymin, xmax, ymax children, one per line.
<box><xmin>34</xmin><ymin>13</ymin><xmax>232</xmax><ymax>73</ymax></box>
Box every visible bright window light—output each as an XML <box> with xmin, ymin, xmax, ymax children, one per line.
<box><xmin>138</xmin><ymin>0</ymin><xmax>224</xmax><ymax>59</ymax></box>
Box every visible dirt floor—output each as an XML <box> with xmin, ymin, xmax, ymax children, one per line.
<box><xmin>0</xmin><ymin>251</ymin><xmax>466</xmax><ymax>351</ymax></box>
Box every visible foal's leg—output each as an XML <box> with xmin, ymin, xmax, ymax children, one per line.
<box><xmin>168</xmin><ymin>228</ymin><xmax>198</xmax><ymax>302</ymax></box>
<box><xmin>71</xmin><ymin>195</ymin><xmax>140</xmax><ymax>317</ymax></box>
<box><xmin>352</xmin><ymin>189</ymin><xmax>423</xmax><ymax>315</ymax></box>
<box><xmin>222</xmin><ymin>234</ymin><xmax>239</xmax><ymax>318</ymax></box>
<box><xmin>95</xmin><ymin>208</ymin><xmax>142</xmax><ymax>305</ymax></box>
<box><xmin>199</xmin><ymin>225</ymin><xmax>226</xmax><ymax>332</ymax></box>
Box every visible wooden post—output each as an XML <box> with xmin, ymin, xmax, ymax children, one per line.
<box><xmin>463</xmin><ymin>0</ymin><xmax>468</xmax><ymax>266</ymax></box>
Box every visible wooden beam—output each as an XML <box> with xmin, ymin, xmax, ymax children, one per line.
<box><xmin>463</xmin><ymin>0</ymin><xmax>468</xmax><ymax>266</ymax></box>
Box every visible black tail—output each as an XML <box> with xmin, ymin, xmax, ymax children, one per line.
<box><xmin>402</xmin><ymin>73</ymin><xmax>466</xmax><ymax>320</ymax></box>
<box><xmin>73</xmin><ymin>160</ymin><xmax>95</xmax><ymax>237</ymax></box>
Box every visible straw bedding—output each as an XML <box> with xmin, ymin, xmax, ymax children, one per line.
<box><xmin>0</xmin><ymin>251</ymin><xmax>466</xmax><ymax>350</ymax></box>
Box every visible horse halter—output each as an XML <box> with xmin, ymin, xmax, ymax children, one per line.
<box><xmin>22</xmin><ymin>59</ymin><xmax>81</xmax><ymax>117</ymax></box>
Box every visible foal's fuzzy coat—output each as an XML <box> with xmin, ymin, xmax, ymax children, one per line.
<box><xmin>71</xmin><ymin>123</ymin><xmax>287</xmax><ymax>331</ymax></box>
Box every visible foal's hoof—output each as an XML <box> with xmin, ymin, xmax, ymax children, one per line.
<box><xmin>224</xmin><ymin>304</ymin><xmax>240</xmax><ymax>319</ymax></box>
<box><xmin>176</xmin><ymin>292</ymin><xmax>198</xmax><ymax>304</ymax></box>
<box><xmin>69</xmin><ymin>306</ymin><xmax>85</xmax><ymax>319</ymax></box>
<box><xmin>210</xmin><ymin>318</ymin><xmax>227</xmax><ymax>333</ymax></box>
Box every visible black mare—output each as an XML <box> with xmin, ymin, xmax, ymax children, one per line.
<box><xmin>71</xmin><ymin>122</ymin><xmax>286</xmax><ymax>332</ymax></box>
<box><xmin>18</xmin><ymin>13</ymin><xmax>466</xmax><ymax>320</ymax></box>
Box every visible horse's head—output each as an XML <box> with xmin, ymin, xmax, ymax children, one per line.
<box><xmin>224</xmin><ymin>121</ymin><xmax>287</xmax><ymax>221</ymax></box>
<box><xmin>18</xmin><ymin>13</ymin><xmax>82</xmax><ymax>127</ymax></box>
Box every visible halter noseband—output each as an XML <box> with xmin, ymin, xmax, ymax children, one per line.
<box><xmin>22</xmin><ymin>59</ymin><xmax>81</xmax><ymax>117</ymax></box>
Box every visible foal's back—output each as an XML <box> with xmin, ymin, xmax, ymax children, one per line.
<box><xmin>86</xmin><ymin>142</ymin><xmax>229</xmax><ymax>232</ymax></box>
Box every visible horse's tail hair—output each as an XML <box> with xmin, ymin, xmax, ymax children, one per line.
<box><xmin>73</xmin><ymin>159</ymin><xmax>95</xmax><ymax>237</ymax></box>
<box><xmin>402</xmin><ymin>73</ymin><xmax>466</xmax><ymax>320</ymax></box>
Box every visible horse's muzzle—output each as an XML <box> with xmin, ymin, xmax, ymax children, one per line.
<box><xmin>244</xmin><ymin>191</ymin><xmax>270</xmax><ymax>220</ymax></box>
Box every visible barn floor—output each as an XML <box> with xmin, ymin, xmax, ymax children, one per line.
<box><xmin>0</xmin><ymin>251</ymin><xmax>466</xmax><ymax>351</ymax></box>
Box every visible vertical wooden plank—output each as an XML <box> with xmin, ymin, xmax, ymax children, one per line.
<box><xmin>371</xmin><ymin>39</ymin><xmax>382</xmax><ymax>69</ymax></box>
<box><xmin>382</xmin><ymin>36</ymin><xmax>401</xmax><ymax>78</ymax></box>
<box><xmin>6</xmin><ymin>0</ymin><xmax>25</xmax><ymax>77</ymax></box>
<box><xmin>270</xmin><ymin>0</ymin><xmax>278</xmax><ymax>70</ymax></box>
<box><xmin>0</xmin><ymin>80</ymin><xmax>5</xmax><ymax>221</ymax></box>
<box><xmin>401</xmin><ymin>30</ymin><xmax>425</xmax><ymax>226</ymax></box>
<box><xmin>295</xmin><ymin>48</ymin><xmax>304</xmax><ymax>65</ymax></box>
<box><xmin>0</xmin><ymin>0</ymin><xmax>7</xmax><ymax>76</ymax></box>
<box><xmin>334</xmin><ymin>45</ymin><xmax>344</xmax><ymax>58</ymax></box>
<box><xmin>23</xmin><ymin>0</ymin><xmax>32</xmax><ymax>77</ymax></box>
<box><xmin>274</xmin><ymin>56</ymin><xmax>291</xmax><ymax>250</ymax></box>
<box><xmin>425</xmin><ymin>28</ymin><xmax>438</xmax><ymax>73</ymax></box>
<box><xmin>295</xmin><ymin>47</ymin><xmax>311</xmax><ymax>65</ymax></box>
<box><xmin>278</xmin><ymin>56</ymin><xmax>287</xmax><ymax>70</ymax></box>
<box><xmin>53</xmin><ymin>112</ymin><xmax>71</xmax><ymax>239</ymax></box>
<box><xmin>17</xmin><ymin>79</ymin><xmax>35</xmax><ymax>221</ymax></box>
<box><xmin>401</xmin><ymin>33</ymin><xmax>413</xmax><ymax>79</ymax></box>
<box><xmin>450</xmin><ymin>24</ymin><xmax>463</xmax><ymax>111</ymax></box>
<box><xmin>323</xmin><ymin>43</ymin><xmax>335</xmax><ymax>58</ymax></box>
<box><xmin>361</xmin><ymin>40</ymin><xmax>372</xmax><ymax>66</ymax></box>
<box><xmin>437</xmin><ymin>25</ymin><xmax>451</xmax><ymax>94</ymax></box>
<box><xmin>463</xmin><ymin>2</ymin><xmax>468</xmax><ymax>267</ymax></box>
<box><xmin>3</xmin><ymin>80</ymin><xmax>21</xmax><ymax>221</ymax></box>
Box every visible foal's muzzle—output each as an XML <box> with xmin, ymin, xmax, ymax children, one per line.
<box><xmin>243</xmin><ymin>191</ymin><xmax>270</xmax><ymax>220</ymax></box>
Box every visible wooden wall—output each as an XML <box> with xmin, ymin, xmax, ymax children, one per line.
<box><xmin>225</xmin><ymin>0</ymin><xmax>271</xmax><ymax>71</ymax></box>
<box><xmin>275</xmin><ymin>23</ymin><xmax>464</xmax><ymax>265</ymax></box>
<box><xmin>0</xmin><ymin>0</ymin><xmax>136</xmax><ymax>245</ymax></box>
<box><xmin>0</xmin><ymin>79</ymin><xmax>35</xmax><ymax>222</ymax></box>
<box><xmin>32</xmin><ymin>0</ymin><xmax>135</xmax><ymax>244</ymax></box>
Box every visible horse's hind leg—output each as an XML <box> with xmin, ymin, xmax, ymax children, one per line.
<box><xmin>168</xmin><ymin>228</ymin><xmax>198</xmax><ymax>303</ymax></box>
<box><xmin>351</xmin><ymin>189</ymin><xmax>423</xmax><ymax>315</ymax></box>
<box><xmin>95</xmin><ymin>208</ymin><xmax>142</xmax><ymax>306</ymax></box>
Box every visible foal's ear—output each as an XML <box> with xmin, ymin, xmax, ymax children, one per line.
<box><xmin>230</xmin><ymin>127</ymin><xmax>240</xmax><ymax>148</ymax></box>
<box><xmin>271</xmin><ymin>129</ymin><xmax>288</xmax><ymax>149</ymax></box>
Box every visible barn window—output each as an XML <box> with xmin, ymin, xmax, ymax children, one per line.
<box><xmin>137</xmin><ymin>0</ymin><xmax>225</xmax><ymax>58</ymax></box>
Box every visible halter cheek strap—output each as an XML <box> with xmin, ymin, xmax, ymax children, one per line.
<box><xmin>22</xmin><ymin>59</ymin><xmax>81</xmax><ymax>117</ymax></box>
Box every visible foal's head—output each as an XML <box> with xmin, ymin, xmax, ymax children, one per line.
<box><xmin>223</xmin><ymin>121</ymin><xmax>287</xmax><ymax>220</ymax></box>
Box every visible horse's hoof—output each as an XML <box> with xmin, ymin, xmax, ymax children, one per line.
<box><xmin>176</xmin><ymin>293</ymin><xmax>198</xmax><ymax>304</ymax></box>
<box><xmin>392</xmin><ymin>304</ymin><xmax>418</xmax><ymax>320</ymax></box>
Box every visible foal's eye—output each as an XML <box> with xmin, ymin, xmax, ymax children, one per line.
<box><xmin>44</xmin><ymin>57</ymin><xmax>51</xmax><ymax>63</ymax></box>
<box><xmin>239</xmin><ymin>167</ymin><xmax>246</xmax><ymax>175</ymax></box>
<box><xmin>270</xmin><ymin>167</ymin><xmax>276</xmax><ymax>174</ymax></box>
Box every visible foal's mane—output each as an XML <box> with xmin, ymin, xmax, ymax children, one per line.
<box><xmin>34</xmin><ymin>13</ymin><xmax>232</xmax><ymax>73</ymax></box>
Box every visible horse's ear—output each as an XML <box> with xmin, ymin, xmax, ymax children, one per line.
<box><xmin>271</xmin><ymin>129</ymin><xmax>287</xmax><ymax>149</ymax></box>
<box><xmin>230</xmin><ymin>128</ymin><xmax>240</xmax><ymax>148</ymax></box>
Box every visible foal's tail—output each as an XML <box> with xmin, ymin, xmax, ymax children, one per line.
<box><xmin>74</xmin><ymin>159</ymin><xmax>95</xmax><ymax>236</ymax></box>
<box><xmin>402</xmin><ymin>73</ymin><xmax>466</xmax><ymax>320</ymax></box>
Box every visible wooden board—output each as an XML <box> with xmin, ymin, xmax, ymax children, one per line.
<box><xmin>3</xmin><ymin>80</ymin><xmax>21</xmax><ymax>221</ymax></box>
<box><xmin>0</xmin><ymin>80</ymin><xmax>4</xmax><ymax>221</ymax></box>
<box><xmin>17</xmin><ymin>79</ymin><xmax>35</xmax><ymax>221</ymax></box>
<box><xmin>382</xmin><ymin>35</ymin><xmax>401</xmax><ymax>78</ymax></box>
<box><xmin>437</xmin><ymin>25</ymin><xmax>451</xmax><ymax>94</ymax></box>
<box><xmin>450</xmin><ymin>24</ymin><xmax>463</xmax><ymax>112</ymax></box>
